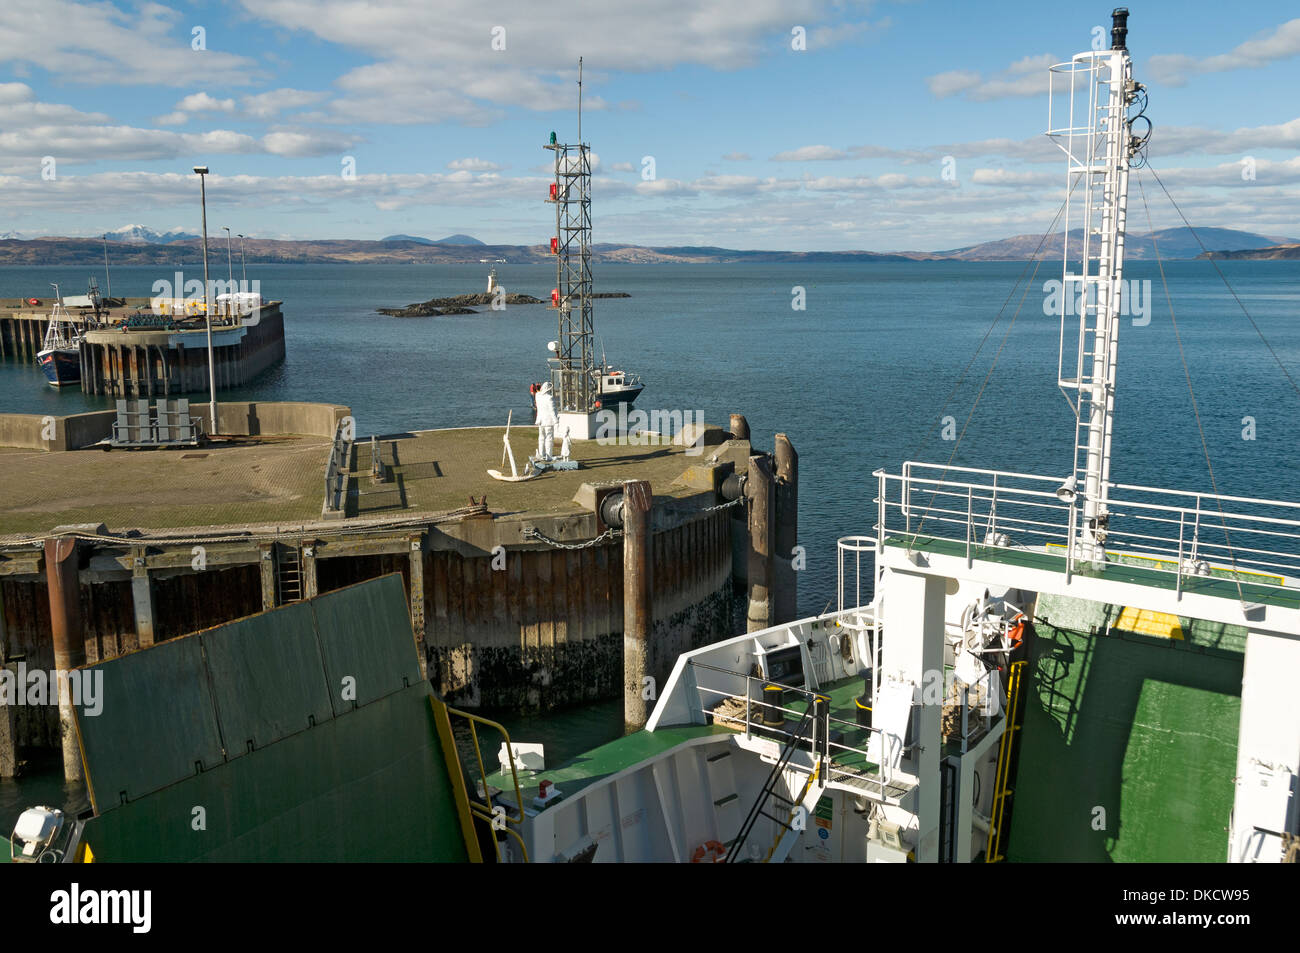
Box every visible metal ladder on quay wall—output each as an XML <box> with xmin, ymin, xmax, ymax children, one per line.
<box><xmin>276</xmin><ymin>546</ymin><xmax>304</xmax><ymax>605</ymax></box>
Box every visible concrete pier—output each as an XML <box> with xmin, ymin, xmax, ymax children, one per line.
<box><xmin>0</xmin><ymin>404</ymin><xmax>756</xmax><ymax>762</ymax></box>
<box><xmin>0</xmin><ymin>297</ymin><xmax>285</xmax><ymax>398</ymax></box>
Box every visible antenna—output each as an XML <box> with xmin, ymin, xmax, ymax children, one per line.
<box><xmin>544</xmin><ymin>59</ymin><xmax>597</xmax><ymax>423</ymax></box>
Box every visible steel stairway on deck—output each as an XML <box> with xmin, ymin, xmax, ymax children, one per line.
<box><xmin>725</xmin><ymin>695</ymin><xmax>831</xmax><ymax>863</ymax></box>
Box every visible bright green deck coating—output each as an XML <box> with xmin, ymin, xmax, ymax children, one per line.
<box><xmin>487</xmin><ymin>723</ymin><xmax>732</xmax><ymax>806</ymax></box>
<box><xmin>487</xmin><ymin>676</ymin><xmax>883</xmax><ymax>811</ymax></box>
<box><xmin>777</xmin><ymin>676</ymin><xmax>880</xmax><ymax>775</ymax></box>
<box><xmin>885</xmin><ymin>535</ymin><xmax>1247</xmax><ymax>862</ymax></box>
<box><xmin>1005</xmin><ymin>592</ymin><xmax>1242</xmax><ymax>862</ymax></box>
<box><xmin>885</xmin><ymin>535</ymin><xmax>1300</xmax><ymax>609</ymax></box>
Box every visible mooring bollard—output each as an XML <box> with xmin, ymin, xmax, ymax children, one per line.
<box><xmin>774</xmin><ymin>433</ymin><xmax>799</xmax><ymax>624</ymax></box>
<box><xmin>44</xmin><ymin>536</ymin><xmax>85</xmax><ymax>782</ymax></box>
<box><xmin>746</xmin><ymin>454</ymin><xmax>775</xmax><ymax>633</ymax></box>
<box><xmin>622</xmin><ymin>480</ymin><xmax>653</xmax><ymax>733</ymax></box>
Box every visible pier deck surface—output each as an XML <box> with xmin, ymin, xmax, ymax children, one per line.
<box><xmin>0</xmin><ymin>426</ymin><xmax>731</xmax><ymax>538</ymax></box>
<box><xmin>353</xmin><ymin>427</ymin><xmax>724</xmax><ymax>520</ymax></box>
<box><xmin>0</xmin><ymin>435</ymin><xmax>331</xmax><ymax>537</ymax></box>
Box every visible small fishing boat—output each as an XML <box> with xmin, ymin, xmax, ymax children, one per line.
<box><xmin>36</xmin><ymin>285</ymin><xmax>83</xmax><ymax>388</ymax></box>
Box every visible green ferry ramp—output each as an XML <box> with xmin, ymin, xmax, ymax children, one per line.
<box><xmin>70</xmin><ymin>574</ymin><xmax>481</xmax><ymax>862</ymax></box>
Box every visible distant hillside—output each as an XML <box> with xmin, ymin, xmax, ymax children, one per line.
<box><xmin>2</xmin><ymin>226</ymin><xmax>1294</xmax><ymax>267</ymax></box>
<box><xmin>0</xmin><ymin>237</ymin><xmax>916</xmax><ymax>266</ymax></box>
<box><xmin>939</xmin><ymin>227</ymin><xmax>1295</xmax><ymax>261</ymax></box>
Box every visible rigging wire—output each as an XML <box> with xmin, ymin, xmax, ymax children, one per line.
<box><xmin>905</xmin><ymin>182</ymin><xmax>1076</xmax><ymax>546</ymax></box>
<box><xmin>1136</xmin><ymin>172</ymin><xmax>1245</xmax><ymax>605</ymax></box>
<box><xmin>1146</xmin><ymin>163</ymin><xmax>1300</xmax><ymax>402</ymax></box>
<box><xmin>903</xmin><ymin>176</ymin><xmax>1080</xmax><ymax>465</ymax></box>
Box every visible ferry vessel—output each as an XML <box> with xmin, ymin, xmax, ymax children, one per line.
<box><xmin>8</xmin><ymin>9</ymin><xmax>1296</xmax><ymax>866</ymax></box>
<box><xmin>462</xmin><ymin>7</ymin><xmax>1298</xmax><ymax>864</ymax></box>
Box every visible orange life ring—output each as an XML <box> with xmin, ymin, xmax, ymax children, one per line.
<box><xmin>691</xmin><ymin>840</ymin><xmax>726</xmax><ymax>863</ymax></box>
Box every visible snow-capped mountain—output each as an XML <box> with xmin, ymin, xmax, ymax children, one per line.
<box><xmin>104</xmin><ymin>224</ymin><xmax>198</xmax><ymax>244</ymax></box>
<box><xmin>0</xmin><ymin>231</ymin><xmax>26</xmax><ymax>240</ymax></box>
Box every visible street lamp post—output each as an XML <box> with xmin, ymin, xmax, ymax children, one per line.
<box><xmin>194</xmin><ymin>166</ymin><xmax>217</xmax><ymax>436</ymax></box>
<box><xmin>222</xmin><ymin>225</ymin><xmax>233</xmax><ymax>303</ymax></box>
<box><xmin>237</xmin><ymin>233</ymin><xmax>247</xmax><ymax>284</ymax></box>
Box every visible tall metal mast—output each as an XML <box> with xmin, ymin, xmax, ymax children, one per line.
<box><xmin>544</xmin><ymin>57</ymin><xmax>597</xmax><ymax>419</ymax></box>
<box><xmin>1048</xmin><ymin>8</ymin><xmax>1143</xmax><ymax>563</ymax></box>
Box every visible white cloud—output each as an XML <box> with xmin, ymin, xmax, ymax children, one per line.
<box><xmin>241</xmin><ymin>88</ymin><xmax>328</xmax><ymax>119</ymax></box>
<box><xmin>0</xmin><ymin>0</ymin><xmax>261</xmax><ymax>86</ymax></box>
<box><xmin>1149</xmin><ymin>18</ymin><xmax>1300</xmax><ymax>87</ymax></box>
<box><xmin>1147</xmin><ymin>117</ymin><xmax>1300</xmax><ymax>158</ymax></box>
<box><xmin>447</xmin><ymin>157</ymin><xmax>502</xmax><ymax>171</ymax></box>
<box><xmin>176</xmin><ymin>92</ymin><xmax>237</xmax><ymax>114</ymax></box>
<box><xmin>722</xmin><ymin>152</ymin><xmax>751</xmax><ymax>161</ymax></box>
<box><xmin>262</xmin><ymin>130</ymin><xmax>358</xmax><ymax>157</ymax></box>
<box><xmin>771</xmin><ymin>144</ymin><xmax>850</xmax><ymax>161</ymax></box>
<box><xmin>971</xmin><ymin>168</ymin><xmax>1057</xmax><ymax>187</ymax></box>
<box><xmin>927</xmin><ymin>54</ymin><xmax>1055</xmax><ymax>102</ymax></box>
<box><xmin>234</xmin><ymin>0</ymin><xmax>882</xmax><ymax>123</ymax></box>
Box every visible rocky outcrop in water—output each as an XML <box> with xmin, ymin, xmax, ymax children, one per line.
<box><xmin>376</xmin><ymin>290</ymin><xmax>634</xmax><ymax>316</ymax></box>
<box><xmin>376</xmin><ymin>292</ymin><xmax>542</xmax><ymax>317</ymax></box>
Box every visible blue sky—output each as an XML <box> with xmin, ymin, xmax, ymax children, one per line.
<box><xmin>1</xmin><ymin>0</ymin><xmax>1297</xmax><ymax>250</ymax></box>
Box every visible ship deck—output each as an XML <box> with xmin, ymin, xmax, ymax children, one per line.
<box><xmin>482</xmin><ymin>675</ymin><xmax>906</xmax><ymax>813</ymax></box>
<box><xmin>484</xmin><ymin>723</ymin><xmax>733</xmax><ymax>805</ymax></box>
<box><xmin>884</xmin><ymin>535</ymin><xmax>1300</xmax><ymax>611</ymax></box>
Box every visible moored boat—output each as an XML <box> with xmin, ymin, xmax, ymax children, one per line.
<box><xmin>35</xmin><ymin>285</ymin><xmax>83</xmax><ymax>388</ymax></box>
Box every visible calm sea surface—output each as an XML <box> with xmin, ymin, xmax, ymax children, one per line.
<box><xmin>2</xmin><ymin>259</ymin><xmax>1298</xmax><ymax>828</ymax></box>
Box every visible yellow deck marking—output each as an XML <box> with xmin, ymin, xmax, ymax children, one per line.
<box><xmin>1114</xmin><ymin>606</ymin><xmax>1183</xmax><ymax>639</ymax></box>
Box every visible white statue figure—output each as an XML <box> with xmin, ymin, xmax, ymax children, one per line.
<box><xmin>535</xmin><ymin>381</ymin><xmax>557</xmax><ymax>460</ymax></box>
<box><xmin>560</xmin><ymin>428</ymin><xmax>572</xmax><ymax>462</ymax></box>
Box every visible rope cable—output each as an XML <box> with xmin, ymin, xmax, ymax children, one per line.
<box><xmin>1136</xmin><ymin>172</ymin><xmax>1245</xmax><ymax>604</ymax></box>
<box><xmin>905</xmin><ymin>185</ymin><xmax>1075</xmax><ymax>547</ymax></box>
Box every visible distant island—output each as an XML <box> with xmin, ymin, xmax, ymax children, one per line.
<box><xmin>1</xmin><ymin>227</ymin><xmax>1295</xmax><ymax>267</ymax></box>
<box><xmin>1198</xmin><ymin>244</ymin><xmax>1300</xmax><ymax>261</ymax></box>
<box><xmin>376</xmin><ymin>290</ymin><xmax>631</xmax><ymax>316</ymax></box>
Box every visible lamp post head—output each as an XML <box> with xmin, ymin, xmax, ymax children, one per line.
<box><xmin>193</xmin><ymin>165</ymin><xmax>208</xmax><ymax>175</ymax></box>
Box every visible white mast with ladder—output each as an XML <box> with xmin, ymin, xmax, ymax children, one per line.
<box><xmin>1048</xmin><ymin>7</ymin><xmax>1143</xmax><ymax>564</ymax></box>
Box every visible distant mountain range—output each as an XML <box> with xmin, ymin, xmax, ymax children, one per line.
<box><xmin>934</xmin><ymin>227</ymin><xmax>1297</xmax><ymax>261</ymax></box>
<box><xmin>0</xmin><ymin>226</ymin><xmax>1295</xmax><ymax>266</ymax></box>
<box><xmin>380</xmin><ymin>233</ymin><xmax>486</xmax><ymax>246</ymax></box>
<box><xmin>102</xmin><ymin>224</ymin><xmax>199</xmax><ymax>244</ymax></box>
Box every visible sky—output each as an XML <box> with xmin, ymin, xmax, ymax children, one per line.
<box><xmin>0</xmin><ymin>0</ymin><xmax>1297</xmax><ymax>251</ymax></box>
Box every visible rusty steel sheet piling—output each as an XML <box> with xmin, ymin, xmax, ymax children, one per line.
<box><xmin>44</xmin><ymin>536</ymin><xmax>85</xmax><ymax>781</ymax></box>
<box><xmin>774</xmin><ymin>433</ymin><xmax>799</xmax><ymax>624</ymax></box>
<box><xmin>622</xmin><ymin>480</ymin><xmax>653</xmax><ymax>733</ymax></box>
